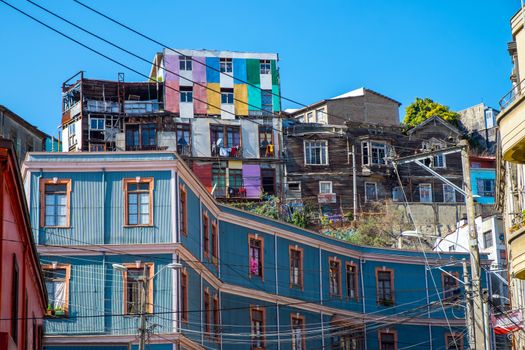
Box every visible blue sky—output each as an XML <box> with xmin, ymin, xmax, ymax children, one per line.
<box><xmin>0</xmin><ymin>0</ymin><xmax>518</xmax><ymax>136</ymax></box>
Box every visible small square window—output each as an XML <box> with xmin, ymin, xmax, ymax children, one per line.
<box><xmin>221</xmin><ymin>89</ymin><xmax>234</xmax><ymax>104</ymax></box>
<box><xmin>180</xmin><ymin>86</ymin><xmax>193</xmax><ymax>103</ymax></box>
<box><xmin>319</xmin><ymin>181</ymin><xmax>332</xmax><ymax>194</ymax></box>
<box><xmin>220</xmin><ymin>58</ymin><xmax>232</xmax><ymax>73</ymax></box>
<box><xmin>260</xmin><ymin>59</ymin><xmax>271</xmax><ymax>74</ymax></box>
<box><xmin>180</xmin><ymin>56</ymin><xmax>192</xmax><ymax>71</ymax></box>
<box><xmin>90</xmin><ymin>118</ymin><xmax>105</xmax><ymax>130</ymax></box>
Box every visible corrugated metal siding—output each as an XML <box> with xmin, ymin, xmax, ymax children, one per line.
<box><xmin>179</xmin><ymin>179</ymin><xmax>201</xmax><ymax>258</ymax></box>
<box><xmin>105</xmin><ymin>171</ymin><xmax>172</xmax><ymax>244</ymax></box>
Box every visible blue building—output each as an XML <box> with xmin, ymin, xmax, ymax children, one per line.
<box><xmin>470</xmin><ymin>155</ymin><xmax>496</xmax><ymax>205</ymax></box>
<box><xmin>23</xmin><ymin>151</ymin><xmax>476</xmax><ymax>350</ymax></box>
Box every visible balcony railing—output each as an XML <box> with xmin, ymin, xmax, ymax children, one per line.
<box><xmin>211</xmin><ymin>145</ymin><xmax>242</xmax><ymax>158</ymax></box>
<box><xmin>500</xmin><ymin>79</ymin><xmax>525</xmax><ymax>110</ymax></box>
<box><xmin>212</xmin><ymin>186</ymin><xmax>248</xmax><ymax>199</ymax></box>
<box><xmin>177</xmin><ymin>144</ymin><xmax>192</xmax><ymax>157</ymax></box>
<box><xmin>124</xmin><ymin>101</ymin><xmax>162</xmax><ymax>114</ymax></box>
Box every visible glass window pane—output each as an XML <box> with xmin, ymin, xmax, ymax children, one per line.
<box><xmin>45</xmin><ymin>194</ymin><xmax>55</xmax><ymax>205</ymax></box>
<box><xmin>129</xmin><ymin>193</ymin><xmax>137</xmax><ymax>204</ymax></box>
<box><xmin>45</xmin><ymin>215</ymin><xmax>56</xmax><ymax>226</ymax></box>
<box><xmin>129</xmin><ymin>214</ymin><xmax>138</xmax><ymax>225</ymax></box>
<box><xmin>140</xmin><ymin>214</ymin><xmax>150</xmax><ymax>225</ymax></box>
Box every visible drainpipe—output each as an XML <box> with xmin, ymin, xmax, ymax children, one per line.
<box><xmin>425</xmin><ymin>264</ymin><xmax>432</xmax><ymax>350</ymax></box>
<box><xmin>274</xmin><ymin>234</ymin><xmax>280</xmax><ymax>349</ymax></box>
<box><xmin>319</xmin><ymin>247</ymin><xmax>323</xmax><ymax>305</ymax></box>
<box><xmin>360</xmin><ymin>258</ymin><xmax>367</xmax><ymax>350</ymax></box>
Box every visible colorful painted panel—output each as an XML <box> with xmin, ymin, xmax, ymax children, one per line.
<box><xmin>233</xmin><ymin>58</ymin><xmax>247</xmax><ymax>83</ymax></box>
<box><xmin>164</xmin><ymin>55</ymin><xmax>180</xmax><ymax>113</ymax></box>
<box><xmin>206</xmin><ymin>57</ymin><xmax>220</xmax><ymax>83</ymax></box>
<box><xmin>192</xmin><ymin>56</ymin><xmax>206</xmax><ymax>83</ymax></box>
<box><xmin>246</xmin><ymin>59</ymin><xmax>261</xmax><ymax>85</ymax></box>
<box><xmin>271</xmin><ymin>60</ymin><xmax>279</xmax><ymax>85</ymax></box>
<box><xmin>192</xmin><ymin>162</ymin><xmax>213</xmax><ymax>192</ymax></box>
<box><xmin>207</xmin><ymin>83</ymin><xmax>221</xmax><ymax>115</ymax></box>
<box><xmin>193</xmin><ymin>84</ymin><xmax>208</xmax><ymax>115</ymax></box>
<box><xmin>247</xmin><ymin>84</ymin><xmax>262</xmax><ymax>111</ymax></box>
<box><xmin>242</xmin><ymin>164</ymin><xmax>261</xmax><ymax>198</ymax></box>
<box><xmin>272</xmin><ymin>84</ymin><xmax>281</xmax><ymax>112</ymax></box>
<box><xmin>234</xmin><ymin>84</ymin><xmax>248</xmax><ymax>116</ymax></box>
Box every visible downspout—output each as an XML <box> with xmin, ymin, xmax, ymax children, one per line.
<box><xmin>360</xmin><ymin>258</ymin><xmax>367</xmax><ymax>350</ymax></box>
<box><xmin>425</xmin><ymin>264</ymin><xmax>432</xmax><ymax>350</ymax></box>
<box><xmin>319</xmin><ymin>247</ymin><xmax>325</xmax><ymax>350</ymax></box>
<box><xmin>274</xmin><ymin>234</ymin><xmax>280</xmax><ymax>349</ymax></box>
<box><xmin>102</xmin><ymin>169</ymin><xmax>106</xmax><ymax>244</ymax></box>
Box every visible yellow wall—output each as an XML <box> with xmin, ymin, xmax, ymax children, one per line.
<box><xmin>234</xmin><ymin>84</ymin><xmax>248</xmax><ymax>116</ymax></box>
<box><xmin>207</xmin><ymin>83</ymin><xmax>221</xmax><ymax>115</ymax></box>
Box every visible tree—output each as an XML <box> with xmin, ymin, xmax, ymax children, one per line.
<box><xmin>403</xmin><ymin>98</ymin><xmax>459</xmax><ymax>129</ymax></box>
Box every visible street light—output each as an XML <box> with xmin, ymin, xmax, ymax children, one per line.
<box><xmin>113</xmin><ymin>261</ymin><xmax>182</xmax><ymax>350</ymax></box>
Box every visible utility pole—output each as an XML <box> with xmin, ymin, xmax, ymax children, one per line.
<box><xmin>352</xmin><ymin>144</ymin><xmax>357</xmax><ymax>221</ymax></box>
<box><xmin>460</xmin><ymin>139</ymin><xmax>487</xmax><ymax>349</ymax></box>
<box><xmin>139</xmin><ymin>264</ymin><xmax>148</xmax><ymax>350</ymax></box>
<box><xmin>462</xmin><ymin>259</ymin><xmax>474</xmax><ymax>348</ymax></box>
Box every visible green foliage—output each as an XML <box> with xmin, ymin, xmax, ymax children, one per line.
<box><xmin>403</xmin><ymin>97</ymin><xmax>460</xmax><ymax>129</ymax></box>
<box><xmin>291</xmin><ymin>210</ymin><xmax>308</xmax><ymax>228</ymax></box>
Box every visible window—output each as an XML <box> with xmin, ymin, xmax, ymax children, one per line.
<box><xmin>213</xmin><ymin>294</ymin><xmax>220</xmax><ymax>341</ymax></box>
<box><xmin>249</xmin><ymin>235</ymin><xmax>264</xmax><ymax>278</ymax></box>
<box><xmin>228</xmin><ymin>169</ymin><xmax>243</xmax><ymax>197</ymax></box>
<box><xmin>176</xmin><ymin>124</ymin><xmax>191</xmax><ymax>156</ymax></box>
<box><xmin>261</xmin><ymin>168</ymin><xmax>276</xmax><ymax>195</ymax></box>
<box><xmin>329</xmin><ymin>258</ymin><xmax>341</xmax><ymax>297</ymax></box>
<box><xmin>433</xmin><ymin>153</ymin><xmax>445</xmax><ymax>168</ymax></box>
<box><xmin>204</xmin><ymin>289</ymin><xmax>211</xmax><ymax>335</ymax></box>
<box><xmin>442</xmin><ymin>272</ymin><xmax>459</xmax><ymax>300</ymax></box>
<box><xmin>346</xmin><ymin>263</ymin><xmax>358</xmax><ymax>300</ymax></box>
<box><xmin>288</xmin><ymin>182</ymin><xmax>301</xmax><ymax>192</ymax></box>
<box><xmin>90</xmin><ymin>117</ymin><xmax>105</xmax><ymax>130</ymax></box>
<box><xmin>89</xmin><ymin>143</ymin><xmax>105</xmax><ymax>152</ymax></box>
<box><xmin>181</xmin><ymin>269</ymin><xmax>188</xmax><ymax>322</ymax></box>
<box><xmin>43</xmin><ymin>264</ymin><xmax>70</xmax><ymax>317</ymax></box>
<box><xmin>221</xmin><ymin>88</ymin><xmax>234</xmax><ymax>104</ymax></box>
<box><xmin>259</xmin><ymin>126</ymin><xmax>274</xmax><ymax>158</ymax></box>
<box><xmin>379</xmin><ymin>330</ymin><xmax>396</xmax><ymax>350</ymax></box>
<box><xmin>203</xmin><ymin>212</ymin><xmax>210</xmax><ymax>259</ymax></box>
<box><xmin>40</xmin><ymin>179</ymin><xmax>71</xmax><ymax>228</ymax></box>
<box><xmin>180</xmin><ymin>185</ymin><xmax>188</xmax><ymax>236</ymax></box>
<box><xmin>212</xmin><ymin>221</ymin><xmax>218</xmax><ymax>264</ymax></box>
<box><xmin>483</xmin><ymin>230</ymin><xmax>494</xmax><ymax>248</ymax></box>
<box><xmin>333</xmin><ymin>328</ymin><xmax>364</xmax><ymax>350</ymax></box>
<box><xmin>376</xmin><ymin>269</ymin><xmax>394</xmax><ymax>306</ymax></box>
<box><xmin>307</xmin><ymin>112</ymin><xmax>314</xmax><ymax>123</ymax></box>
<box><xmin>419</xmin><ymin>184</ymin><xmax>432</xmax><ymax>203</ymax></box>
<box><xmin>361</xmin><ymin>141</ymin><xmax>387</xmax><ymax>165</ymax></box>
<box><xmin>319</xmin><ymin>181</ymin><xmax>332</xmax><ymax>194</ymax></box>
<box><xmin>125</xmin><ymin>124</ymin><xmax>157</xmax><ymax>150</ymax></box>
<box><xmin>212</xmin><ymin>164</ymin><xmax>227</xmax><ymax>194</ymax></box>
<box><xmin>11</xmin><ymin>256</ymin><xmax>19</xmax><ymax>342</ymax></box>
<box><xmin>365</xmin><ymin>182</ymin><xmax>377</xmax><ymax>202</ymax></box>
<box><xmin>297</xmin><ymin>114</ymin><xmax>305</xmax><ymax>123</ymax></box>
<box><xmin>251</xmin><ymin>307</ymin><xmax>265</xmax><ymax>349</ymax></box>
<box><xmin>180</xmin><ymin>56</ymin><xmax>192</xmax><ymax>71</ymax></box>
<box><xmin>180</xmin><ymin>86</ymin><xmax>193</xmax><ymax>103</ymax></box>
<box><xmin>220</xmin><ymin>58</ymin><xmax>232</xmax><ymax>73</ymax></box>
<box><xmin>485</xmin><ymin>108</ymin><xmax>495</xmax><ymax>129</ymax></box>
<box><xmin>124</xmin><ymin>178</ymin><xmax>153</xmax><ymax>226</ymax></box>
<box><xmin>291</xmin><ymin>314</ymin><xmax>305</xmax><ymax>350</ymax></box>
<box><xmin>260</xmin><ymin>59</ymin><xmax>271</xmax><ymax>74</ymax></box>
<box><xmin>304</xmin><ymin>140</ymin><xmax>328</xmax><ymax>165</ymax></box>
<box><xmin>422</xmin><ymin>141</ymin><xmax>446</xmax><ymax>168</ymax></box>
<box><xmin>261</xmin><ymin>90</ymin><xmax>273</xmax><ymax>112</ymax></box>
<box><xmin>445</xmin><ymin>333</ymin><xmax>464</xmax><ymax>350</ymax></box>
<box><xmin>123</xmin><ymin>263</ymin><xmax>154</xmax><ymax>314</ymax></box>
<box><xmin>316</xmin><ymin>108</ymin><xmax>327</xmax><ymax>124</ymax></box>
<box><xmin>392</xmin><ymin>187</ymin><xmax>401</xmax><ymax>202</ymax></box>
<box><xmin>67</xmin><ymin>123</ymin><xmax>76</xmax><ymax>146</ymax></box>
<box><xmin>476</xmin><ymin>179</ymin><xmax>495</xmax><ymax>197</ymax></box>
<box><xmin>443</xmin><ymin>184</ymin><xmax>456</xmax><ymax>203</ymax></box>
<box><xmin>289</xmin><ymin>246</ymin><xmax>303</xmax><ymax>289</ymax></box>
<box><xmin>210</xmin><ymin>125</ymin><xmax>241</xmax><ymax>156</ymax></box>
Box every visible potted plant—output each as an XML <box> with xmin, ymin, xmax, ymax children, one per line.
<box><xmin>46</xmin><ymin>304</ymin><xmax>54</xmax><ymax>316</ymax></box>
<box><xmin>54</xmin><ymin>306</ymin><xmax>65</xmax><ymax>317</ymax></box>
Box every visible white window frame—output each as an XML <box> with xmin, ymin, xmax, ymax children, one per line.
<box><xmin>319</xmin><ymin>181</ymin><xmax>333</xmax><ymax>194</ymax></box>
<box><xmin>221</xmin><ymin>90</ymin><xmax>234</xmax><ymax>104</ymax></box>
<box><xmin>180</xmin><ymin>87</ymin><xmax>193</xmax><ymax>103</ymax></box>
<box><xmin>307</xmin><ymin>112</ymin><xmax>314</xmax><ymax>123</ymax></box>
<box><xmin>442</xmin><ymin>184</ymin><xmax>456</xmax><ymax>203</ymax></box>
<box><xmin>364</xmin><ymin>182</ymin><xmax>378</xmax><ymax>202</ymax></box>
<box><xmin>220</xmin><ymin>58</ymin><xmax>233</xmax><ymax>73</ymax></box>
<box><xmin>260</xmin><ymin>59</ymin><xmax>271</xmax><ymax>74</ymax></box>
<box><xmin>422</xmin><ymin>141</ymin><xmax>446</xmax><ymax>168</ymax></box>
<box><xmin>419</xmin><ymin>183</ymin><xmax>432</xmax><ymax>203</ymax></box>
<box><xmin>89</xmin><ymin>117</ymin><xmax>105</xmax><ymax>131</ymax></box>
<box><xmin>316</xmin><ymin>108</ymin><xmax>327</xmax><ymax>124</ymax></box>
<box><xmin>67</xmin><ymin>123</ymin><xmax>76</xmax><ymax>146</ymax></box>
<box><xmin>180</xmin><ymin>56</ymin><xmax>192</xmax><ymax>71</ymax></box>
<box><xmin>361</xmin><ymin>140</ymin><xmax>387</xmax><ymax>166</ymax></box>
<box><xmin>304</xmin><ymin>140</ymin><xmax>328</xmax><ymax>165</ymax></box>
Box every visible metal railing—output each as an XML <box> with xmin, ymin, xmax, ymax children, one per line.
<box><xmin>211</xmin><ymin>145</ymin><xmax>242</xmax><ymax>158</ymax></box>
<box><xmin>500</xmin><ymin>79</ymin><xmax>525</xmax><ymax>109</ymax></box>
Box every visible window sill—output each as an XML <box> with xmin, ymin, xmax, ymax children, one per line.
<box><xmin>123</xmin><ymin>224</ymin><xmax>154</xmax><ymax>228</ymax></box>
<box><xmin>42</xmin><ymin>226</ymin><xmax>70</xmax><ymax>229</ymax></box>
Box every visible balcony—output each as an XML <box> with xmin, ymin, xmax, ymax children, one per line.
<box><xmin>508</xmin><ymin>213</ymin><xmax>525</xmax><ymax>279</ymax></box>
<box><xmin>498</xmin><ymin>79</ymin><xmax>525</xmax><ymax>163</ymax></box>
<box><xmin>211</xmin><ymin>145</ymin><xmax>242</xmax><ymax>158</ymax></box>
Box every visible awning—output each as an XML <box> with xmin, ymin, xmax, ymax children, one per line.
<box><xmin>492</xmin><ymin>309</ymin><xmax>523</xmax><ymax>335</ymax></box>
